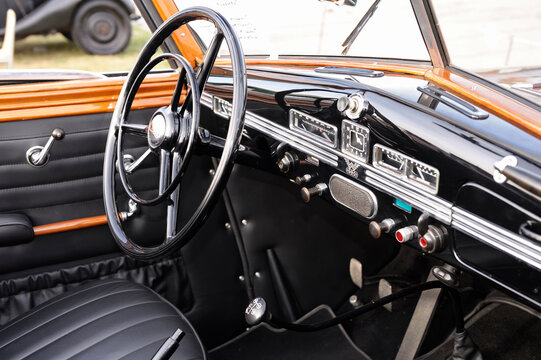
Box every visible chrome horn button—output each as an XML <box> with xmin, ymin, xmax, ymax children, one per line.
<box><xmin>147</xmin><ymin>111</ymin><xmax>177</xmax><ymax>150</ymax></box>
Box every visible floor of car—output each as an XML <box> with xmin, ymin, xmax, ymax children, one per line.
<box><xmin>423</xmin><ymin>303</ymin><xmax>541</xmax><ymax>360</ymax></box>
<box><xmin>208</xmin><ymin>305</ymin><xmax>370</xmax><ymax>360</ymax></box>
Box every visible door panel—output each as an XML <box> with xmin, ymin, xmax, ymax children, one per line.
<box><xmin>0</xmin><ymin>107</ymin><xmax>162</xmax><ymax>274</ymax></box>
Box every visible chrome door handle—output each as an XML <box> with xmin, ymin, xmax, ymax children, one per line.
<box><xmin>26</xmin><ymin>128</ymin><xmax>65</xmax><ymax>167</ymax></box>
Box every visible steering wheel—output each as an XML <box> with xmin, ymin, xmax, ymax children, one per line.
<box><xmin>103</xmin><ymin>7</ymin><xmax>247</xmax><ymax>260</ymax></box>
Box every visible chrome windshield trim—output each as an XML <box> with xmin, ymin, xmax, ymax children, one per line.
<box><xmin>410</xmin><ymin>0</ymin><xmax>448</xmax><ymax>68</ymax></box>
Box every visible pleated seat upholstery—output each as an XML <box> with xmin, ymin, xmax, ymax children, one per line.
<box><xmin>0</xmin><ymin>279</ymin><xmax>206</xmax><ymax>360</ymax></box>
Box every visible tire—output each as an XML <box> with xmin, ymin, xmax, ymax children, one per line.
<box><xmin>71</xmin><ymin>0</ymin><xmax>131</xmax><ymax>55</ymax></box>
<box><xmin>61</xmin><ymin>31</ymin><xmax>72</xmax><ymax>41</ymax></box>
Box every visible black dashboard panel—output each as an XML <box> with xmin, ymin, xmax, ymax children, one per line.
<box><xmin>202</xmin><ymin>65</ymin><xmax>541</xmax><ymax>309</ymax></box>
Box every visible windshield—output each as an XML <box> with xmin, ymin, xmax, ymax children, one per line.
<box><xmin>432</xmin><ymin>0</ymin><xmax>541</xmax><ymax>106</ymax></box>
<box><xmin>174</xmin><ymin>0</ymin><xmax>430</xmax><ymax>61</ymax></box>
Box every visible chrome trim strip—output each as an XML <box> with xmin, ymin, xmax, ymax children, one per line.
<box><xmin>202</xmin><ymin>93</ymin><xmax>339</xmax><ymax>166</ymax></box>
<box><xmin>203</xmin><ymin>93</ymin><xmax>541</xmax><ymax>270</ymax></box>
<box><xmin>329</xmin><ymin>174</ymin><xmax>378</xmax><ymax>219</ymax></box>
<box><xmin>365</xmin><ymin>170</ymin><xmax>452</xmax><ymax>224</ymax></box>
<box><xmin>452</xmin><ymin>208</ymin><xmax>541</xmax><ymax>271</ymax></box>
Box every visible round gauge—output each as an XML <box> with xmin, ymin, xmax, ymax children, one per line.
<box><xmin>341</xmin><ymin>120</ymin><xmax>370</xmax><ymax>162</ymax></box>
<box><xmin>407</xmin><ymin>160</ymin><xmax>439</xmax><ymax>192</ymax></box>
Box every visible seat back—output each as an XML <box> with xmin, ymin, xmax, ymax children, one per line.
<box><xmin>0</xmin><ymin>9</ymin><xmax>16</xmax><ymax>68</ymax></box>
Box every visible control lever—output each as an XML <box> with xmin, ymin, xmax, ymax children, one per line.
<box><xmin>26</xmin><ymin>128</ymin><xmax>65</xmax><ymax>167</ymax></box>
<box><xmin>245</xmin><ymin>298</ymin><xmax>271</xmax><ymax>326</ymax></box>
<box><xmin>416</xmin><ymin>211</ymin><xmax>447</xmax><ymax>253</ymax></box>
<box><xmin>151</xmin><ymin>328</ymin><xmax>185</xmax><ymax>360</ymax></box>
<box><xmin>244</xmin><ymin>280</ymin><xmax>465</xmax><ymax>333</ymax></box>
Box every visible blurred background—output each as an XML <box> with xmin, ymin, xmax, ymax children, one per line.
<box><xmin>0</xmin><ymin>0</ymin><xmax>154</xmax><ymax>72</ymax></box>
<box><xmin>0</xmin><ymin>0</ymin><xmax>540</xmax><ymax>76</ymax></box>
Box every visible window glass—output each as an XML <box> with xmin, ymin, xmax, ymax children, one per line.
<box><xmin>432</xmin><ymin>0</ymin><xmax>541</xmax><ymax>106</ymax></box>
<box><xmin>174</xmin><ymin>0</ymin><xmax>430</xmax><ymax>61</ymax></box>
<box><xmin>0</xmin><ymin>1</ymin><xmax>163</xmax><ymax>74</ymax></box>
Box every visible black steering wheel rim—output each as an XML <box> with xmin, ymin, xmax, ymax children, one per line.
<box><xmin>103</xmin><ymin>6</ymin><xmax>247</xmax><ymax>260</ymax></box>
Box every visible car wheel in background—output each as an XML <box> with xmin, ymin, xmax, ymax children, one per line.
<box><xmin>71</xmin><ymin>0</ymin><xmax>131</xmax><ymax>55</ymax></box>
<box><xmin>61</xmin><ymin>31</ymin><xmax>72</xmax><ymax>41</ymax></box>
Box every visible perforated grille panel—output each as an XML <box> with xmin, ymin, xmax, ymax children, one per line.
<box><xmin>329</xmin><ymin>175</ymin><xmax>377</xmax><ymax>219</ymax></box>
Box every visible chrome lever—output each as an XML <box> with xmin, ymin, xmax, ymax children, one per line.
<box><xmin>26</xmin><ymin>128</ymin><xmax>65</xmax><ymax>167</ymax></box>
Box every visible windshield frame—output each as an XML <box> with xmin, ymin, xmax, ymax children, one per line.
<box><xmin>421</xmin><ymin>0</ymin><xmax>541</xmax><ymax>112</ymax></box>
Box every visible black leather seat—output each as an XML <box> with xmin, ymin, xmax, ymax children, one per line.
<box><xmin>0</xmin><ymin>279</ymin><xmax>206</xmax><ymax>360</ymax></box>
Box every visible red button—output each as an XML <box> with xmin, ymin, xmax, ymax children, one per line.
<box><xmin>419</xmin><ymin>237</ymin><xmax>427</xmax><ymax>247</ymax></box>
<box><xmin>396</xmin><ymin>231</ymin><xmax>404</xmax><ymax>242</ymax></box>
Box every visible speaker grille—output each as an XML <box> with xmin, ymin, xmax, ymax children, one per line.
<box><xmin>329</xmin><ymin>175</ymin><xmax>377</xmax><ymax>218</ymax></box>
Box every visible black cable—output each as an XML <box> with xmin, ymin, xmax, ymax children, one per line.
<box><xmin>268</xmin><ymin>281</ymin><xmax>465</xmax><ymax>333</ymax></box>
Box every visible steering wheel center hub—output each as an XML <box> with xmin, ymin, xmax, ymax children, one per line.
<box><xmin>147</xmin><ymin>111</ymin><xmax>177</xmax><ymax>150</ymax></box>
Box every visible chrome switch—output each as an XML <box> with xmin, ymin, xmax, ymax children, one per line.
<box><xmin>369</xmin><ymin>218</ymin><xmax>403</xmax><ymax>239</ymax></box>
<box><xmin>300</xmin><ymin>183</ymin><xmax>327</xmax><ymax>203</ymax></box>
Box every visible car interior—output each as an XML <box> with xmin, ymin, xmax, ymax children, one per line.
<box><xmin>0</xmin><ymin>1</ymin><xmax>540</xmax><ymax>359</ymax></box>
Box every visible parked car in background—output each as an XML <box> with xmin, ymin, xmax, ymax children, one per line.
<box><xmin>0</xmin><ymin>0</ymin><xmax>138</xmax><ymax>54</ymax></box>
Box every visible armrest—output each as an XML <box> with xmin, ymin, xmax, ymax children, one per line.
<box><xmin>0</xmin><ymin>214</ymin><xmax>34</xmax><ymax>246</ymax></box>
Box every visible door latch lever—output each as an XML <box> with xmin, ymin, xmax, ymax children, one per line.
<box><xmin>26</xmin><ymin>128</ymin><xmax>65</xmax><ymax>167</ymax></box>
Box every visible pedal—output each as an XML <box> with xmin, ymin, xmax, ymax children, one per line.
<box><xmin>378</xmin><ymin>278</ymin><xmax>393</xmax><ymax>312</ymax></box>
<box><xmin>349</xmin><ymin>258</ymin><xmax>363</xmax><ymax>289</ymax></box>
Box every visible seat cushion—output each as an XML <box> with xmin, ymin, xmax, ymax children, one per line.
<box><xmin>0</xmin><ymin>279</ymin><xmax>206</xmax><ymax>360</ymax></box>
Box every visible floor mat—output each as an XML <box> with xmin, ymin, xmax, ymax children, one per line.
<box><xmin>209</xmin><ymin>305</ymin><xmax>371</xmax><ymax>360</ymax></box>
<box><xmin>421</xmin><ymin>303</ymin><xmax>541</xmax><ymax>360</ymax></box>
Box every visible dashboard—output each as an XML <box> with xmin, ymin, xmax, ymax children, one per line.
<box><xmin>202</xmin><ymin>66</ymin><xmax>541</xmax><ymax>310</ymax></box>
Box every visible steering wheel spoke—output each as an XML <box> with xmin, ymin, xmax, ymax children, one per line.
<box><xmin>179</xmin><ymin>31</ymin><xmax>224</xmax><ymax>116</ymax></box>
<box><xmin>125</xmin><ymin>148</ymin><xmax>152</xmax><ymax>174</ymax></box>
<box><xmin>197</xmin><ymin>31</ymin><xmax>224</xmax><ymax>92</ymax></box>
<box><xmin>171</xmin><ymin>67</ymin><xmax>187</xmax><ymax>114</ymax></box>
<box><xmin>158</xmin><ymin>149</ymin><xmax>171</xmax><ymax>195</ymax></box>
<box><xmin>120</xmin><ymin>123</ymin><xmax>148</xmax><ymax>137</ymax></box>
<box><xmin>166</xmin><ymin>152</ymin><xmax>182</xmax><ymax>240</ymax></box>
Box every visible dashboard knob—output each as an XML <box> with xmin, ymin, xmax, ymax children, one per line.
<box><xmin>419</xmin><ymin>225</ymin><xmax>447</xmax><ymax>253</ymax></box>
<box><xmin>395</xmin><ymin>225</ymin><xmax>418</xmax><ymax>243</ymax></box>
<box><xmin>369</xmin><ymin>218</ymin><xmax>402</xmax><ymax>239</ymax></box>
<box><xmin>277</xmin><ymin>152</ymin><xmax>298</xmax><ymax>174</ymax></box>
<box><xmin>295</xmin><ymin>174</ymin><xmax>313</xmax><ymax>185</ymax></box>
<box><xmin>337</xmin><ymin>94</ymin><xmax>368</xmax><ymax>119</ymax></box>
<box><xmin>337</xmin><ymin>96</ymin><xmax>350</xmax><ymax>112</ymax></box>
<box><xmin>300</xmin><ymin>183</ymin><xmax>327</xmax><ymax>203</ymax></box>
